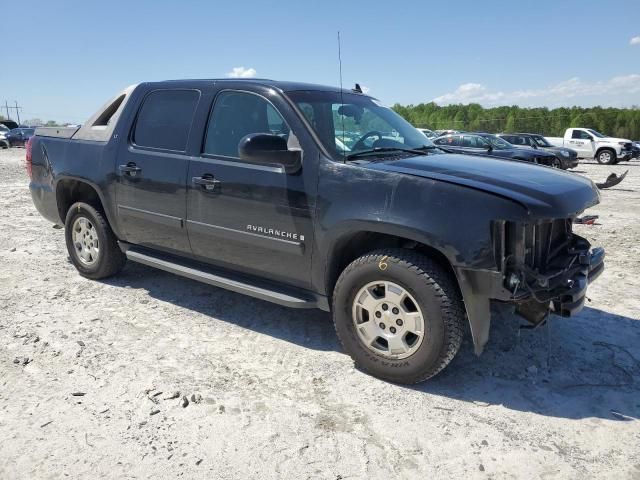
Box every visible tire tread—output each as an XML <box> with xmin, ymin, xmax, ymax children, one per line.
<box><xmin>333</xmin><ymin>248</ymin><xmax>465</xmax><ymax>383</ymax></box>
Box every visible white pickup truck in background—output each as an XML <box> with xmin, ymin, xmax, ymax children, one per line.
<box><xmin>546</xmin><ymin>128</ymin><xmax>634</xmax><ymax>165</ymax></box>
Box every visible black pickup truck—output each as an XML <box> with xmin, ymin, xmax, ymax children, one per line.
<box><xmin>27</xmin><ymin>79</ymin><xmax>605</xmax><ymax>384</ymax></box>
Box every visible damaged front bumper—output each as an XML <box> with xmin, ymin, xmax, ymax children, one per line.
<box><xmin>455</xmin><ymin>220</ymin><xmax>605</xmax><ymax>354</ymax></box>
<box><xmin>514</xmin><ymin>242</ymin><xmax>605</xmax><ymax>324</ymax></box>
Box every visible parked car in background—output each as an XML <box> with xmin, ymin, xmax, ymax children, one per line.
<box><xmin>417</xmin><ymin>128</ymin><xmax>437</xmax><ymax>139</ymax></box>
<box><xmin>433</xmin><ymin>132</ymin><xmax>559</xmax><ymax>166</ymax></box>
<box><xmin>545</xmin><ymin>128</ymin><xmax>633</xmax><ymax>165</ymax></box>
<box><xmin>0</xmin><ymin>120</ymin><xmax>19</xmax><ymax>130</ymax></box>
<box><xmin>6</xmin><ymin>127</ymin><xmax>35</xmax><ymax>147</ymax></box>
<box><xmin>497</xmin><ymin>133</ymin><xmax>578</xmax><ymax>169</ymax></box>
<box><xmin>632</xmin><ymin>141</ymin><xmax>640</xmax><ymax>159</ymax></box>
<box><xmin>0</xmin><ymin>127</ymin><xmax>8</xmax><ymax>149</ymax></box>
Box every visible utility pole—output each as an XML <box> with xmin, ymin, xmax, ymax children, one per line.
<box><xmin>14</xmin><ymin>101</ymin><xmax>22</xmax><ymax>125</ymax></box>
<box><xmin>3</xmin><ymin>101</ymin><xmax>10</xmax><ymax>120</ymax></box>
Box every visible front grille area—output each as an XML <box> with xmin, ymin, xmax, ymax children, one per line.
<box><xmin>504</xmin><ymin>219</ymin><xmax>573</xmax><ymax>273</ymax></box>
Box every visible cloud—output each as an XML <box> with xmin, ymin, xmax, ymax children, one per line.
<box><xmin>631</xmin><ymin>36</ymin><xmax>640</xmax><ymax>45</ymax></box>
<box><xmin>226</xmin><ymin>66</ymin><xmax>257</xmax><ymax>78</ymax></box>
<box><xmin>432</xmin><ymin>75</ymin><xmax>640</xmax><ymax>107</ymax></box>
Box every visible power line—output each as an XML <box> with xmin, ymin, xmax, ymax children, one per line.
<box><xmin>2</xmin><ymin>100</ymin><xmax>23</xmax><ymax>123</ymax></box>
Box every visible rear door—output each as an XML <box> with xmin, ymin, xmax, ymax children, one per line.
<box><xmin>185</xmin><ymin>88</ymin><xmax>314</xmax><ymax>288</ymax></box>
<box><xmin>115</xmin><ymin>88</ymin><xmax>200</xmax><ymax>254</ymax></box>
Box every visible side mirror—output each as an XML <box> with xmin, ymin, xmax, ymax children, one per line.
<box><xmin>486</xmin><ymin>144</ymin><xmax>493</xmax><ymax>152</ymax></box>
<box><xmin>238</xmin><ymin>133</ymin><xmax>301</xmax><ymax>174</ymax></box>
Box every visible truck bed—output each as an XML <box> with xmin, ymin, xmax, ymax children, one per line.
<box><xmin>34</xmin><ymin>126</ymin><xmax>80</xmax><ymax>139</ymax></box>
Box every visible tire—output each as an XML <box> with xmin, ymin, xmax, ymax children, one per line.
<box><xmin>64</xmin><ymin>202</ymin><xmax>126</xmax><ymax>279</ymax></box>
<box><xmin>332</xmin><ymin>248</ymin><xmax>465</xmax><ymax>384</ymax></box>
<box><xmin>551</xmin><ymin>157</ymin><xmax>562</xmax><ymax>168</ymax></box>
<box><xmin>596</xmin><ymin>149</ymin><xmax>616</xmax><ymax>165</ymax></box>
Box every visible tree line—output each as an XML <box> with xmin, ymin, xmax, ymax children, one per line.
<box><xmin>392</xmin><ymin>103</ymin><xmax>640</xmax><ymax>139</ymax></box>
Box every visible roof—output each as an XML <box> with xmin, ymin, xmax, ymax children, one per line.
<box><xmin>150</xmin><ymin>78</ymin><xmax>362</xmax><ymax>95</ymax></box>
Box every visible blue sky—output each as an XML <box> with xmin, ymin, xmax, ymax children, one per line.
<box><xmin>1</xmin><ymin>0</ymin><xmax>639</xmax><ymax>124</ymax></box>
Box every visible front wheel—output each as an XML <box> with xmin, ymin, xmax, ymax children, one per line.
<box><xmin>64</xmin><ymin>202</ymin><xmax>126</xmax><ymax>279</ymax></box>
<box><xmin>596</xmin><ymin>149</ymin><xmax>616</xmax><ymax>165</ymax></box>
<box><xmin>332</xmin><ymin>249</ymin><xmax>465</xmax><ymax>384</ymax></box>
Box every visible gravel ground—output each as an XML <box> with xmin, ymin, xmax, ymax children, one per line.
<box><xmin>1</xmin><ymin>147</ymin><xmax>639</xmax><ymax>479</ymax></box>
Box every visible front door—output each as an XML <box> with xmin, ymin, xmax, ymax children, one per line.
<box><xmin>186</xmin><ymin>89</ymin><xmax>314</xmax><ymax>288</ymax></box>
<box><xmin>568</xmin><ymin>130</ymin><xmax>594</xmax><ymax>157</ymax></box>
<box><xmin>115</xmin><ymin>88</ymin><xmax>201</xmax><ymax>254</ymax></box>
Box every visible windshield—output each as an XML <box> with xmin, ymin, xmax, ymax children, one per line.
<box><xmin>532</xmin><ymin>135</ymin><xmax>552</xmax><ymax>147</ymax></box>
<box><xmin>587</xmin><ymin>129</ymin><xmax>606</xmax><ymax>138</ymax></box>
<box><xmin>287</xmin><ymin>90</ymin><xmax>434</xmax><ymax>159</ymax></box>
<box><xmin>481</xmin><ymin>135</ymin><xmax>512</xmax><ymax>149</ymax></box>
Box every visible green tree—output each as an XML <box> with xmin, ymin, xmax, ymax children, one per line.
<box><xmin>392</xmin><ymin>103</ymin><xmax>640</xmax><ymax>139</ymax></box>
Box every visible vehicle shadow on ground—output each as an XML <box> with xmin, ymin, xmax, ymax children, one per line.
<box><xmin>103</xmin><ymin>262</ymin><xmax>640</xmax><ymax>421</ymax></box>
<box><xmin>412</xmin><ymin>306</ymin><xmax>640</xmax><ymax>421</ymax></box>
<box><xmin>101</xmin><ymin>261</ymin><xmax>340</xmax><ymax>352</ymax></box>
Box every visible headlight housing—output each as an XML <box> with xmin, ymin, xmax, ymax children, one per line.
<box><xmin>560</xmin><ymin>150</ymin><xmax>569</xmax><ymax>157</ymax></box>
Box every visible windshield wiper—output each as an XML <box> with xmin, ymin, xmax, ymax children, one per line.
<box><xmin>346</xmin><ymin>146</ymin><xmax>426</xmax><ymax>160</ymax></box>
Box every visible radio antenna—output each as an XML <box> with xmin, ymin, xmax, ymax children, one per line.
<box><xmin>338</xmin><ymin>31</ymin><xmax>346</xmax><ymax>164</ymax></box>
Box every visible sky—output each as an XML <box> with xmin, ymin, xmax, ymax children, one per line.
<box><xmin>1</xmin><ymin>0</ymin><xmax>639</xmax><ymax>124</ymax></box>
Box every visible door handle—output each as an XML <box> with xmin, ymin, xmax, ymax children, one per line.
<box><xmin>119</xmin><ymin>163</ymin><xmax>142</xmax><ymax>177</ymax></box>
<box><xmin>192</xmin><ymin>174</ymin><xmax>221</xmax><ymax>192</ymax></box>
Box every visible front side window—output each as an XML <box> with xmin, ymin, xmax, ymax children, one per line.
<box><xmin>482</xmin><ymin>135</ymin><xmax>512</xmax><ymax>149</ymax></box>
<box><xmin>587</xmin><ymin>129</ymin><xmax>605</xmax><ymax>138</ymax></box>
<box><xmin>462</xmin><ymin>135</ymin><xmax>488</xmax><ymax>148</ymax></box>
<box><xmin>133</xmin><ymin>90</ymin><xmax>200</xmax><ymax>151</ymax></box>
<box><xmin>435</xmin><ymin>135</ymin><xmax>460</xmax><ymax>147</ymax></box>
<box><xmin>287</xmin><ymin>90</ymin><xmax>432</xmax><ymax>159</ymax></box>
<box><xmin>532</xmin><ymin>135</ymin><xmax>552</xmax><ymax>147</ymax></box>
<box><xmin>203</xmin><ymin>91</ymin><xmax>290</xmax><ymax>157</ymax></box>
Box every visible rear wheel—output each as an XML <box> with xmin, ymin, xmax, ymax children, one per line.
<box><xmin>332</xmin><ymin>249</ymin><xmax>465</xmax><ymax>384</ymax></box>
<box><xmin>596</xmin><ymin>149</ymin><xmax>616</xmax><ymax>165</ymax></box>
<box><xmin>64</xmin><ymin>202</ymin><xmax>126</xmax><ymax>279</ymax></box>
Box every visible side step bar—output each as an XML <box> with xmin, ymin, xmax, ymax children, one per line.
<box><xmin>124</xmin><ymin>247</ymin><xmax>329</xmax><ymax>311</ymax></box>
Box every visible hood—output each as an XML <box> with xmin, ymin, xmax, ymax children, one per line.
<box><xmin>511</xmin><ymin>146</ymin><xmax>555</xmax><ymax>158</ymax></box>
<box><xmin>366</xmin><ymin>153</ymin><xmax>599</xmax><ymax>219</ymax></box>
<box><xmin>596</xmin><ymin>136</ymin><xmax>631</xmax><ymax>143</ymax></box>
<box><xmin>539</xmin><ymin>145</ymin><xmax>576</xmax><ymax>155</ymax></box>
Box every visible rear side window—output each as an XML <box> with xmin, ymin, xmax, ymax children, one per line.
<box><xmin>133</xmin><ymin>90</ymin><xmax>200</xmax><ymax>152</ymax></box>
<box><xmin>571</xmin><ymin>130</ymin><xmax>591</xmax><ymax>140</ymax></box>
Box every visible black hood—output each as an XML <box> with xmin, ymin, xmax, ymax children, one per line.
<box><xmin>366</xmin><ymin>153</ymin><xmax>599</xmax><ymax>219</ymax></box>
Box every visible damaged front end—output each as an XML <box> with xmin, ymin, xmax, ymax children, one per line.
<box><xmin>497</xmin><ymin>219</ymin><xmax>605</xmax><ymax>325</ymax></box>
<box><xmin>455</xmin><ymin>218</ymin><xmax>605</xmax><ymax>355</ymax></box>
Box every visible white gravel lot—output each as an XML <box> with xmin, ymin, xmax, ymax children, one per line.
<box><xmin>0</xmin><ymin>147</ymin><xmax>639</xmax><ymax>479</ymax></box>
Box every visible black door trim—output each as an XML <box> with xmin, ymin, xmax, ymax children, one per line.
<box><xmin>186</xmin><ymin>220</ymin><xmax>305</xmax><ymax>255</ymax></box>
<box><xmin>118</xmin><ymin>204</ymin><xmax>183</xmax><ymax>229</ymax></box>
